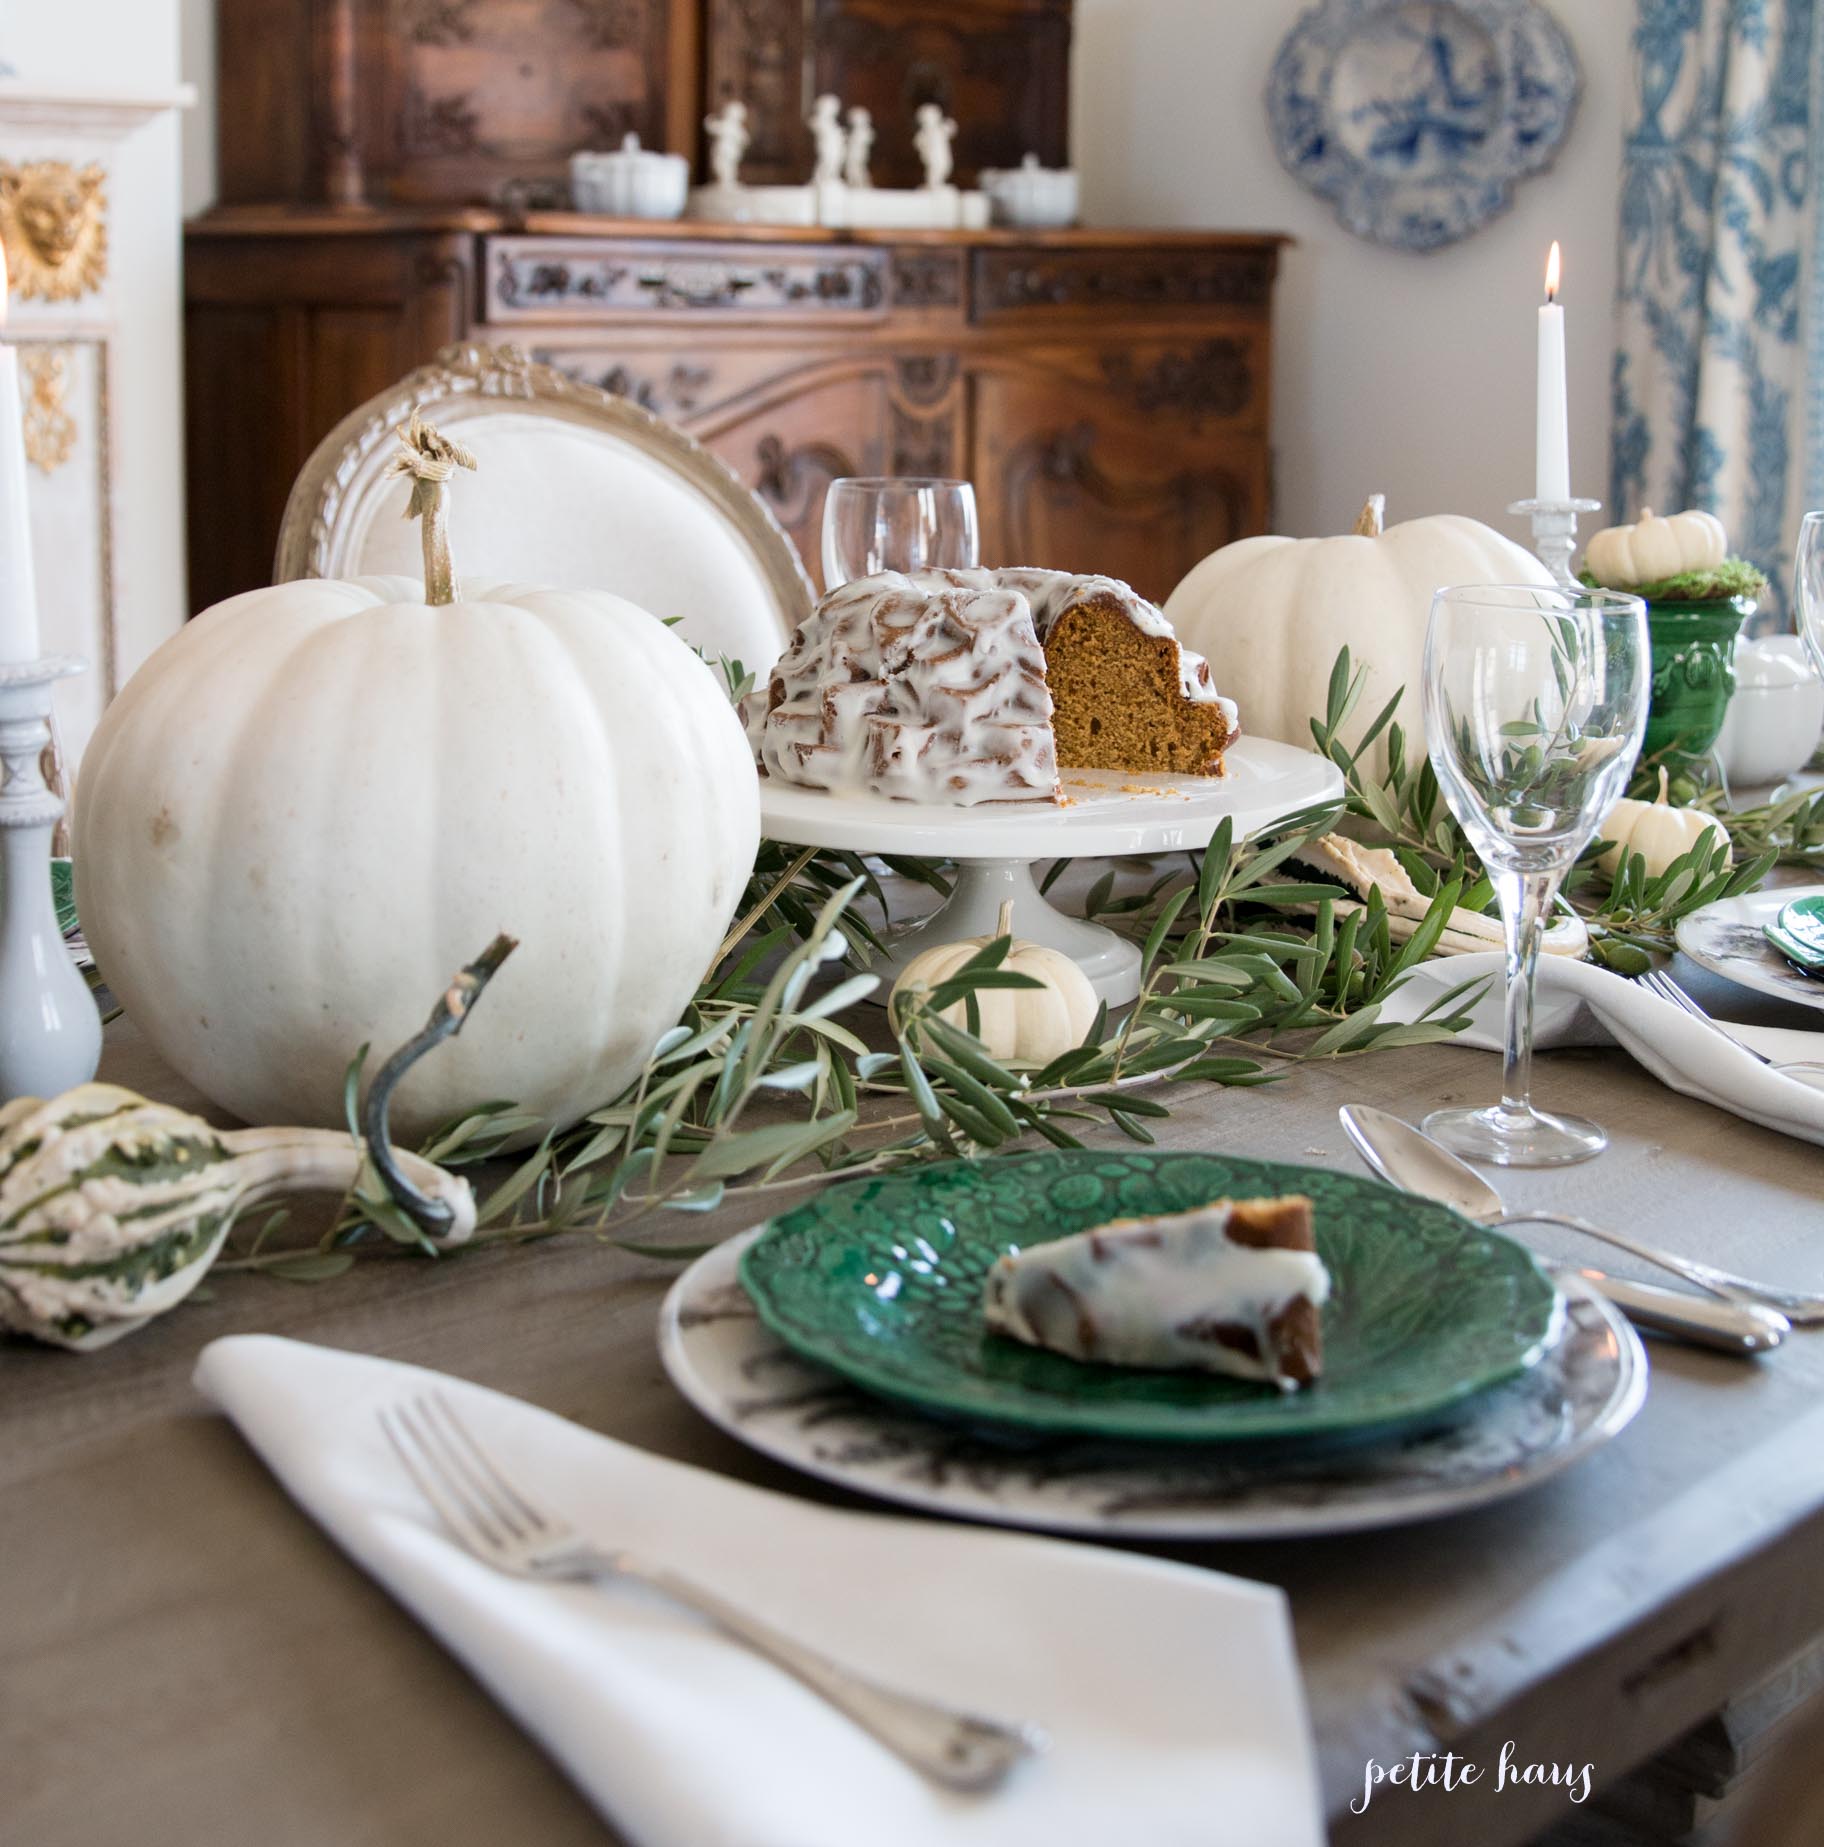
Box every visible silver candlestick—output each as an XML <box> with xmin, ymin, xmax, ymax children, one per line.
<box><xmin>0</xmin><ymin>654</ymin><xmax>100</xmax><ymax>1099</ymax></box>
<box><xmin>1509</xmin><ymin>495</ymin><xmax>1602</xmax><ymax>589</ymax></box>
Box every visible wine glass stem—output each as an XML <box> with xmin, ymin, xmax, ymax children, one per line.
<box><xmin>1495</xmin><ymin>868</ymin><xmax>1559</xmax><ymax>1122</ymax></box>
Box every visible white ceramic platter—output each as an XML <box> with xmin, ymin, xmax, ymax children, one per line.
<box><xmin>658</xmin><ymin>1229</ymin><xmax>1647</xmax><ymax>1543</ymax></box>
<box><xmin>758</xmin><ymin>736</ymin><xmax>1343</xmax><ymax>860</ymax></box>
<box><xmin>1676</xmin><ymin>886</ymin><xmax>1824</xmax><ymax>1015</ymax></box>
<box><xmin>758</xmin><ymin>739</ymin><xmax>1345</xmax><ymax>1003</ymax></box>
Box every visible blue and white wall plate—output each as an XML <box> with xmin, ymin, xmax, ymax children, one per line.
<box><xmin>1268</xmin><ymin>0</ymin><xmax>1581</xmax><ymax>252</ymax></box>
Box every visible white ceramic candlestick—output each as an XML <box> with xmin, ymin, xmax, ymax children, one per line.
<box><xmin>0</xmin><ymin>655</ymin><xmax>101</xmax><ymax>1098</ymax></box>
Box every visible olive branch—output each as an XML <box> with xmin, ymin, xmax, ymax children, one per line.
<box><xmin>227</xmin><ymin>809</ymin><xmax>1481</xmax><ymax>1281</ymax></box>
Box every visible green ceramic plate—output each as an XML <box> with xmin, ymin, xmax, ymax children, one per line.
<box><xmin>739</xmin><ymin>1151</ymin><xmax>1562</xmax><ymax>1444</ymax></box>
<box><xmin>1768</xmin><ymin>895</ymin><xmax>1824</xmax><ymax>974</ymax></box>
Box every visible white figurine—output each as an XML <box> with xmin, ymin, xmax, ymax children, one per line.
<box><xmin>843</xmin><ymin>106</ymin><xmax>875</xmax><ymax>190</ymax></box>
<box><xmin>809</xmin><ymin>93</ymin><xmax>847</xmax><ymax>185</ymax></box>
<box><xmin>914</xmin><ymin>102</ymin><xmax>957</xmax><ymax>191</ymax></box>
<box><xmin>704</xmin><ymin>100</ymin><xmax>750</xmax><ymax>190</ymax></box>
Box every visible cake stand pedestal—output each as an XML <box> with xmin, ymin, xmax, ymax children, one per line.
<box><xmin>759</xmin><ymin>737</ymin><xmax>1345</xmax><ymax>1005</ymax></box>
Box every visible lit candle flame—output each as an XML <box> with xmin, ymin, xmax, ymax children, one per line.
<box><xmin>1544</xmin><ymin>240</ymin><xmax>1562</xmax><ymax>304</ymax></box>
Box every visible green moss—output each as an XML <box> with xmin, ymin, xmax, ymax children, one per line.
<box><xmin>1579</xmin><ymin>556</ymin><xmax>1768</xmax><ymax>604</ymax></box>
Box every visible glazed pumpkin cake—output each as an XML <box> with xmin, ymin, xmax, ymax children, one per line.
<box><xmin>745</xmin><ymin>567</ymin><xmax>1239</xmax><ymax>805</ymax></box>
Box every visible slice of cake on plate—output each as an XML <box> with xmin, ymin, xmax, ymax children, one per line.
<box><xmin>982</xmin><ymin>1195</ymin><xmax>1328</xmax><ymax>1390</ymax></box>
<box><xmin>745</xmin><ymin>567</ymin><xmax>1239</xmax><ymax>805</ymax></box>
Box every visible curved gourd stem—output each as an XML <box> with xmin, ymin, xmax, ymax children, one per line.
<box><xmin>360</xmin><ymin>934</ymin><xmax>519</xmax><ymax>1236</ymax></box>
<box><xmin>217</xmin><ymin>1130</ymin><xmax>482</xmax><ymax>1244</ymax></box>
<box><xmin>1354</xmin><ymin>494</ymin><xmax>1386</xmax><ymax>537</ymax></box>
<box><xmin>385</xmin><ymin>412</ymin><xmax>477</xmax><ymax>606</ymax></box>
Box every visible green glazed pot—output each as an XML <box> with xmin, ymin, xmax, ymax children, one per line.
<box><xmin>1644</xmin><ymin>595</ymin><xmax>1755</xmax><ymax>763</ymax></box>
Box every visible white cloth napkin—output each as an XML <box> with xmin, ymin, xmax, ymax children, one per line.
<box><xmin>1384</xmin><ymin>953</ymin><xmax>1824</xmax><ymax>1145</ymax></box>
<box><xmin>194</xmin><ymin>1335</ymin><xmax>1323</xmax><ymax>1847</ymax></box>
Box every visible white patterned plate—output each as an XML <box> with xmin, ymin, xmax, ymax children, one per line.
<box><xmin>658</xmin><ymin>1228</ymin><xmax>1647</xmax><ymax>1542</ymax></box>
<box><xmin>1676</xmin><ymin>886</ymin><xmax>1824</xmax><ymax>1015</ymax></box>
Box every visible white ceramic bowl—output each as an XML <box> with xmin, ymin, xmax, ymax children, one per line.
<box><xmin>1714</xmin><ymin>636</ymin><xmax>1824</xmax><ymax>786</ymax></box>
<box><xmin>571</xmin><ymin>135</ymin><xmax>689</xmax><ymax>220</ymax></box>
<box><xmin>979</xmin><ymin>154</ymin><xmax>1079</xmax><ymax>229</ymax></box>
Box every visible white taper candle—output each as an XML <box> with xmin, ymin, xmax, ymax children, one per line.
<box><xmin>1535</xmin><ymin>240</ymin><xmax>1570</xmax><ymax>503</ymax></box>
<box><xmin>0</xmin><ymin>236</ymin><xmax>41</xmax><ymax>663</ymax></box>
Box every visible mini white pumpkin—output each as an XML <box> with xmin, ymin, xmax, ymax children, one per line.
<box><xmin>1163</xmin><ymin>495</ymin><xmax>1552</xmax><ymax>774</ymax></box>
<box><xmin>74</xmin><ymin>419</ymin><xmax>760</xmax><ymax>1143</ymax></box>
<box><xmin>889</xmin><ymin>904</ymin><xmax>1098</xmax><ymax>1065</ymax></box>
<box><xmin>1596</xmin><ymin>770</ymin><xmax>1729</xmax><ymax>879</ymax></box>
<box><xmin>1584</xmin><ymin>507</ymin><xmax>1728</xmax><ymax>589</ymax></box>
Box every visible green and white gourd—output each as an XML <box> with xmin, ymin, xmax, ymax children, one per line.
<box><xmin>0</xmin><ymin>1087</ymin><xmax>473</xmax><ymax>1350</ymax></box>
<box><xmin>0</xmin><ymin>933</ymin><xmax>511</xmax><ymax>1352</ymax></box>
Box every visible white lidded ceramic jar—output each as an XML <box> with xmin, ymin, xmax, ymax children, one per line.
<box><xmin>571</xmin><ymin>134</ymin><xmax>690</xmax><ymax>220</ymax></box>
<box><xmin>979</xmin><ymin>154</ymin><xmax>1079</xmax><ymax>229</ymax></box>
<box><xmin>1714</xmin><ymin>635</ymin><xmax>1824</xmax><ymax>786</ymax></box>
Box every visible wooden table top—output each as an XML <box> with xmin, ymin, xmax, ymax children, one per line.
<box><xmin>5</xmin><ymin>957</ymin><xmax>1823</xmax><ymax>1847</ymax></box>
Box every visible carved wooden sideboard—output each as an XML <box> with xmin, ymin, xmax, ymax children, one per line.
<box><xmin>185</xmin><ymin>210</ymin><xmax>1284</xmax><ymax>613</ymax></box>
<box><xmin>216</xmin><ymin>0</ymin><xmax>1070</xmax><ymax>210</ymax></box>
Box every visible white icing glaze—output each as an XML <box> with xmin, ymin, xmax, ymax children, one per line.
<box><xmin>982</xmin><ymin>1200</ymin><xmax>1330</xmax><ymax>1390</ymax></box>
<box><xmin>744</xmin><ymin>566</ymin><xmax>1238</xmax><ymax>805</ymax></box>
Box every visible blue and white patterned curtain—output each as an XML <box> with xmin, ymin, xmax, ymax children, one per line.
<box><xmin>1611</xmin><ymin>0</ymin><xmax>1823</xmax><ymax>612</ymax></box>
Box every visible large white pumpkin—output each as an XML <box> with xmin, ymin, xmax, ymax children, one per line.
<box><xmin>1163</xmin><ymin>497</ymin><xmax>1552</xmax><ymax>771</ymax></box>
<box><xmin>74</xmin><ymin>422</ymin><xmax>758</xmax><ymax>1141</ymax></box>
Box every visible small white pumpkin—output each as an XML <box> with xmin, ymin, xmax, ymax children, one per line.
<box><xmin>1163</xmin><ymin>495</ymin><xmax>1552</xmax><ymax>774</ymax></box>
<box><xmin>74</xmin><ymin>419</ymin><xmax>759</xmax><ymax>1143</ymax></box>
<box><xmin>1584</xmin><ymin>507</ymin><xmax>1728</xmax><ymax>589</ymax></box>
<box><xmin>890</xmin><ymin>903</ymin><xmax>1098</xmax><ymax>1065</ymax></box>
<box><xmin>1596</xmin><ymin>770</ymin><xmax>1730</xmax><ymax>878</ymax></box>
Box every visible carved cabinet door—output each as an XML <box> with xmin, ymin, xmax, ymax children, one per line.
<box><xmin>690</xmin><ymin>363</ymin><xmax>896</xmax><ymax>591</ymax></box>
<box><xmin>971</xmin><ymin>351</ymin><xmax>1268</xmax><ymax>605</ymax></box>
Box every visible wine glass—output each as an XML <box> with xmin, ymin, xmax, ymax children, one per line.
<box><xmin>821</xmin><ymin>478</ymin><xmax>979</xmax><ymax>588</ymax></box>
<box><xmin>1422</xmin><ymin>583</ymin><xmax>1649</xmax><ymax>1167</ymax></box>
<box><xmin>1797</xmin><ymin>511</ymin><xmax>1824</xmax><ymax>680</ymax></box>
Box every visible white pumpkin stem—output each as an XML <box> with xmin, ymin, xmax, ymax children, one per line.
<box><xmin>995</xmin><ymin>901</ymin><xmax>1015</xmax><ymax>939</ymax></box>
<box><xmin>386</xmin><ymin>412</ymin><xmax>478</xmax><ymax>607</ymax></box>
<box><xmin>1354</xmin><ymin>495</ymin><xmax>1386</xmax><ymax>537</ymax></box>
<box><xmin>1653</xmin><ymin>766</ymin><xmax>1670</xmax><ymax>805</ymax></box>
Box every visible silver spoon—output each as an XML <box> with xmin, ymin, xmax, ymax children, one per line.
<box><xmin>1339</xmin><ymin>1105</ymin><xmax>1793</xmax><ymax>1354</ymax></box>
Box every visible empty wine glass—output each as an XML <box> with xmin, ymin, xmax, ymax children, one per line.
<box><xmin>821</xmin><ymin>477</ymin><xmax>979</xmax><ymax>588</ymax></box>
<box><xmin>1422</xmin><ymin>583</ymin><xmax>1649</xmax><ymax>1167</ymax></box>
<box><xmin>1797</xmin><ymin>511</ymin><xmax>1824</xmax><ymax>680</ymax></box>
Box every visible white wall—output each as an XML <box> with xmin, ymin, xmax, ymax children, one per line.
<box><xmin>1073</xmin><ymin>0</ymin><xmax>1632</xmax><ymax>542</ymax></box>
<box><xmin>179</xmin><ymin>0</ymin><xmax>215</xmax><ymax>215</ymax></box>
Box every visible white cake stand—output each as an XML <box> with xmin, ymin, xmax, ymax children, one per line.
<box><xmin>759</xmin><ymin>737</ymin><xmax>1345</xmax><ymax>1005</ymax></box>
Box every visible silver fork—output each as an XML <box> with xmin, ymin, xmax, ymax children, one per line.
<box><xmin>1639</xmin><ymin>967</ymin><xmax>1824</xmax><ymax>1078</ymax></box>
<box><xmin>378</xmin><ymin>1391</ymin><xmax>1046</xmax><ymax>1793</ymax></box>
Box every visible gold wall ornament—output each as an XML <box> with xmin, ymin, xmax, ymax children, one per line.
<box><xmin>20</xmin><ymin>345</ymin><xmax>76</xmax><ymax>473</ymax></box>
<box><xmin>0</xmin><ymin>161</ymin><xmax>108</xmax><ymax>302</ymax></box>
